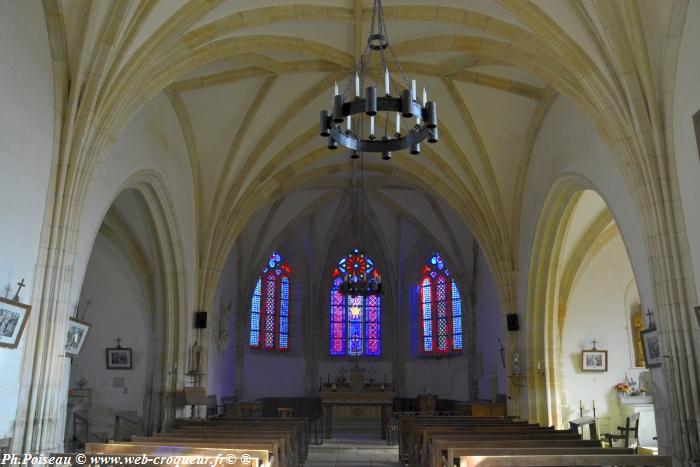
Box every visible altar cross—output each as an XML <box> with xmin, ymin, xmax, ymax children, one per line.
<box><xmin>12</xmin><ymin>278</ymin><xmax>26</xmax><ymax>302</ymax></box>
<box><xmin>591</xmin><ymin>339</ymin><xmax>598</xmax><ymax>350</ymax></box>
<box><xmin>115</xmin><ymin>337</ymin><xmax>122</xmax><ymax>348</ymax></box>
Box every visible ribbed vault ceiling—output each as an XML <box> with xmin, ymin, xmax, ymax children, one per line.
<box><xmin>53</xmin><ymin>0</ymin><xmax>676</xmax><ymax>309</ymax></box>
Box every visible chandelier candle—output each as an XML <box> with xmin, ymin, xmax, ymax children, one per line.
<box><xmin>318</xmin><ymin>0</ymin><xmax>438</xmax><ymax>158</ymax></box>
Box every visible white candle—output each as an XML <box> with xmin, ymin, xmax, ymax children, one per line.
<box><xmin>396</xmin><ymin>113</ymin><xmax>400</xmax><ymax>134</ymax></box>
<box><xmin>411</xmin><ymin>79</ymin><xmax>416</xmax><ymax>100</ymax></box>
<box><xmin>385</xmin><ymin>68</ymin><xmax>390</xmax><ymax>95</ymax></box>
<box><xmin>370</xmin><ymin>116</ymin><xmax>375</xmax><ymax>136</ymax></box>
<box><xmin>347</xmin><ymin>115</ymin><xmax>352</xmax><ymax>131</ymax></box>
<box><xmin>423</xmin><ymin>87</ymin><xmax>428</xmax><ymax>104</ymax></box>
<box><xmin>355</xmin><ymin>73</ymin><xmax>360</xmax><ymax>97</ymax></box>
<box><xmin>334</xmin><ymin>81</ymin><xmax>339</xmax><ymax>96</ymax></box>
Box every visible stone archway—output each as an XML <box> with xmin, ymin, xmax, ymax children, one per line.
<box><xmin>13</xmin><ymin>171</ymin><xmax>188</xmax><ymax>453</ymax></box>
<box><xmin>524</xmin><ymin>175</ymin><xmax>653</xmax><ymax>432</ymax></box>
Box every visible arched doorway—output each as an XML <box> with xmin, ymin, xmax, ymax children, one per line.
<box><xmin>64</xmin><ymin>181</ymin><xmax>186</xmax><ymax>447</ymax></box>
<box><xmin>526</xmin><ymin>178</ymin><xmax>659</xmax><ymax>449</ymax></box>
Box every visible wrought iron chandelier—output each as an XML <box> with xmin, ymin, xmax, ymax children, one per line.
<box><xmin>338</xmin><ymin>247</ymin><xmax>383</xmax><ymax>297</ymax></box>
<box><xmin>319</xmin><ymin>0</ymin><xmax>438</xmax><ymax>160</ymax></box>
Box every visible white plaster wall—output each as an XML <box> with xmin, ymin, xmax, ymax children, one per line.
<box><xmin>70</xmin><ymin>234</ymin><xmax>150</xmax><ymax>436</ymax></box>
<box><xmin>520</xmin><ymin>96</ymin><xmax>654</xmax><ymax>314</ymax></box>
<box><xmin>672</xmin><ymin>0</ymin><xmax>700</xmax><ymax>299</ymax></box>
<box><xmin>207</xmin><ymin>248</ymin><xmax>239</xmax><ymax>400</ymax></box>
<box><xmin>475</xmin><ymin>250</ymin><xmax>507</xmax><ymax>400</ymax></box>
<box><xmin>72</xmin><ymin>93</ymin><xmax>196</xmax><ymax>305</ymax></box>
<box><xmin>241</xmin><ymin>354</ymin><xmax>306</xmax><ymax>399</ymax></box>
<box><xmin>561</xmin><ymin>236</ymin><xmax>643</xmax><ymax>431</ymax></box>
<box><xmin>403</xmin><ymin>358</ymin><xmax>470</xmax><ymax>400</ymax></box>
<box><xmin>0</xmin><ymin>1</ymin><xmax>54</xmax><ymax>439</ymax></box>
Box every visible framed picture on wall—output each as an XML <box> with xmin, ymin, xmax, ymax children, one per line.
<box><xmin>0</xmin><ymin>297</ymin><xmax>31</xmax><ymax>348</ymax></box>
<box><xmin>106</xmin><ymin>347</ymin><xmax>132</xmax><ymax>369</ymax></box>
<box><xmin>581</xmin><ymin>349</ymin><xmax>608</xmax><ymax>372</ymax></box>
<box><xmin>65</xmin><ymin>317</ymin><xmax>90</xmax><ymax>356</ymax></box>
<box><xmin>641</xmin><ymin>328</ymin><xmax>662</xmax><ymax>368</ymax></box>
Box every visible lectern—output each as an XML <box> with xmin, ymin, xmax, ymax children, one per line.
<box><xmin>183</xmin><ymin>387</ymin><xmax>208</xmax><ymax>419</ymax></box>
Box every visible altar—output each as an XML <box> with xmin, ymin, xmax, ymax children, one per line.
<box><xmin>320</xmin><ymin>367</ymin><xmax>394</xmax><ymax>439</ymax></box>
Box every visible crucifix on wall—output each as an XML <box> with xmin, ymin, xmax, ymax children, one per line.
<box><xmin>12</xmin><ymin>278</ymin><xmax>26</xmax><ymax>302</ymax></box>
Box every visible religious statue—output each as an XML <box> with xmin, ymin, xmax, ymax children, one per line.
<box><xmin>511</xmin><ymin>345</ymin><xmax>520</xmax><ymax>374</ymax></box>
<box><xmin>189</xmin><ymin>341</ymin><xmax>201</xmax><ymax>373</ymax></box>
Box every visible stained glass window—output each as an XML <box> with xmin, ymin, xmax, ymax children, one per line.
<box><xmin>330</xmin><ymin>250</ymin><xmax>382</xmax><ymax>356</ymax></box>
<box><xmin>420</xmin><ymin>252</ymin><xmax>463</xmax><ymax>354</ymax></box>
<box><xmin>249</xmin><ymin>251</ymin><xmax>291</xmax><ymax>351</ymax></box>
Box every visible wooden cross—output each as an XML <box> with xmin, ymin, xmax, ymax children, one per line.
<box><xmin>591</xmin><ymin>339</ymin><xmax>598</xmax><ymax>350</ymax></box>
<box><xmin>646</xmin><ymin>309</ymin><xmax>655</xmax><ymax>327</ymax></box>
<box><xmin>115</xmin><ymin>337</ymin><xmax>122</xmax><ymax>348</ymax></box>
<box><xmin>12</xmin><ymin>278</ymin><xmax>26</xmax><ymax>302</ymax></box>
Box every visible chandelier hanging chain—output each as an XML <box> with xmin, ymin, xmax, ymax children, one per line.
<box><xmin>319</xmin><ymin>0</ymin><xmax>438</xmax><ymax>159</ymax></box>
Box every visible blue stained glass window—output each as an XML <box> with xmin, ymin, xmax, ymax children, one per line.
<box><xmin>452</xmin><ymin>280</ymin><xmax>462</xmax><ymax>350</ymax></box>
<box><xmin>420</xmin><ymin>252</ymin><xmax>463</xmax><ymax>355</ymax></box>
<box><xmin>249</xmin><ymin>251</ymin><xmax>291</xmax><ymax>351</ymax></box>
<box><xmin>330</xmin><ymin>250</ymin><xmax>382</xmax><ymax>357</ymax></box>
<box><xmin>250</xmin><ymin>278</ymin><xmax>262</xmax><ymax>346</ymax></box>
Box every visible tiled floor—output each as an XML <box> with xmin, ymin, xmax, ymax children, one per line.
<box><xmin>306</xmin><ymin>433</ymin><xmax>401</xmax><ymax>466</ymax></box>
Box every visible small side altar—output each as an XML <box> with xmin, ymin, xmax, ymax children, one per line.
<box><xmin>320</xmin><ymin>366</ymin><xmax>394</xmax><ymax>439</ymax></box>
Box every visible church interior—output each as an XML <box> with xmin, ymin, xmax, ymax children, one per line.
<box><xmin>0</xmin><ymin>0</ymin><xmax>699</xmax><ymax>465</ymax></box>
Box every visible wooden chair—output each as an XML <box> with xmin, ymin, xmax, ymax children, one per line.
<box><xmin>278</xmin><ymin>407</ymin><xmax>292</xmax><ymax>418</ymax></box>
<box><xmin>604</xmin><ymin>412</ymin><xmax>640</xmax><ymax>449</ymax></box>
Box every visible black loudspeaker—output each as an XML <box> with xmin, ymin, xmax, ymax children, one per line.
<box><xmin>194</xmin><ymin>311</ymin><xmax>207</xmax><ymax>329</ymax></box>
<box><xmin>506</xmin><ymin>313</ymin><xmax>519</xmax><ymax>331</ymax></box>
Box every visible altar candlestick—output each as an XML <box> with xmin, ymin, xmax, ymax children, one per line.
<box><xmin>355</xmin><ymin>72</ymin><xmax>360</xmax><ymax>97</ymax></box>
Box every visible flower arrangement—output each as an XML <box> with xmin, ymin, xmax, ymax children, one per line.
<box><xmin>614</xmin><ymin>382</ymin><xmax>630</xmax><ymax>393</ymax></box>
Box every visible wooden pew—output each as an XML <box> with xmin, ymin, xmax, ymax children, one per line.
<box><xmin>85</xmin><ymin>442</ymin><xmax>267</xmax><ymax>467</ymax></box>
<box><xmin>431</xmin><ymin>439</ymin><xmax>603</xmax><ymax>467</ymax></box>
<box><xmin>457</xmin><ymin>454</ymin><xmax>673</xmax><ymax>467</ymax></box>
<box><xmin>130</xmin><ymin>438</ymin><xmax>282</xmax><ymax>467</ymax></box>
<box><xmin>440</xmin><ymin>446</ymin><xmax>632</xmax><ymax>467</ymax></box>
<box><xmin>410</xmin><ymin>431</ymin><xmax>581</xmax><ymax>466</ymax></box>
<box><xmin>413</xmin><ymin>426</ymin><xmax>577</xmax><ymax>467</ymax></box>
<box><xmin>176</xmin><ymin>417</ymin><xmax>309</xmax><ymax>461</ymax></box>
<box><xmin>147</xmin><ymin>432</ymin><xmax>293</xmax><ymax>467</ymax></box>
<box><xmin>398</xmin><ymin>416</ymin><xmax>527</xmax><ymax>462</ymax></box>
<box><xmin>170</xmin><ymin>418</ymin><xmax>307</xmax><ymax>466</ymax></box>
